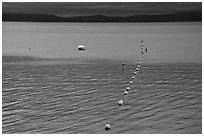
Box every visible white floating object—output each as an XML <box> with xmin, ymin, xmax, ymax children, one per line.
<box><xmin>139</xmin><ymin>61</ymin><xmax>141</xmax><ymax>64</ymax></box>
<box><xmin>124</xmin><ymin>91</ymin><xmax>128</xmax><ymax>95</ymax></box>
<box><xmin>140</xmin><ymin>58</ymin><xmax>143</xmax><ymax>61</ymax></box>
<box><xmin>132</xmin><ymin>76</ymin><xmax>135</xmax><ymax>79</ymax></box>
<box><xmin>129</xmin><ymin>81</ymin><xmax>133</xmax><ymax>85</ymax></box>
<box><xmin>137</xmin><ymin>65</ymin><xmax>140</xmax><ymax>68</ymax></box>
<box><xmin>126</xmin><ymin>87</ymin><xmax>130</xmax><ymax>91</ymax></box>
<box><xmin>141</xmin><ymin>41</ymin><xmax>144</xmax><ymax>46</ymax></box>
<box><xmin>136</xmin><ymin>67</ymin><xmax>139</xmax><ymax>71</ymax></box>
<box><xmin>105</xmin><ymin>124</ymin><xmax>111</xmax><ymax>131</ymax></box>
<box><xmin>78</xmin><ymin>44</ymin><xmax>86</xmax><ymax>51</ymax></box>
<box><xmin>134</xmin><ymin>72</ymin><xmax>137</xmax><ymax>75</ymax></box>
<box><xmin>118</xmin><ymin>100</ymin><xmax>123</xmax><ymax>106</ymax></box>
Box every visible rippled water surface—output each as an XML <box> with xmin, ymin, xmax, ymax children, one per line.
<box><xmin>2</xmin><ymin>59</ymin><xmax>202</xmax><ymax>133</ymax></box>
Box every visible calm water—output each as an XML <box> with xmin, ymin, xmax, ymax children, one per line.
<box><xmin>2</xmin><ymin>22</ymin><xmax>201</xmax><ymax>63</ymax></box>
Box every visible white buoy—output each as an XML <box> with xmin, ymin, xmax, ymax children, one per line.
<box><xmin>124</xmin><ymin>91</ymin><xmax>128</xmax><ymax>95</ymax></box>
<box><xmin>141</xmin><ymin>41</ymin><xmax>144</xmax><ymax>47</ymax></box>
<box><xmin>132</xmin><ymin>76</ymin><xmax>135</xmax><ymax>79</ymax></box>
<box><xmin>105</xmin><ymin>124</ymin><xmax>111</xmax><ymax>131</ymax></box>
<box><xmin>126</xmin><ymin>87</ymin><xmax>130</xmax><ymax>91</ymax></box>
<box><xmin>129</xmin><ymin>81</ymin><xmax>133</xmax><ymax>85</ymax></box>
<box><xmin>140</xmin><ymin>58</ymin><xmax>143</xmax><ymax>61</ymax></box>
<box><xmin>136</xmin><ymin>67</ymin><xmax>139</xmax><ymax>71</ymax></box>
<box><xmin>139</xmin><ymin>61</ymin><xmax>141</xmax><ymax>64</ymax></box>
<box><xmin>118</xmin><ymin>100</ymin><xmax>123</xmax><ymax>106</ymax></box>
<box><xmin>78</xmin><ymin>44</ymin><xmax>86</xmax><ymax>51</ymax></box>
<box><xmin>134</xmin><ymin>72</ymin><xmax>137</xmax><ymax>75</ymax></box>
<box><xmin>137</xmin><ymin>64</ymin><xmax>140</xmax><ymax>68</ymax></box>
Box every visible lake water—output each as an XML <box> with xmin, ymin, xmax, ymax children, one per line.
<box><xmin>2</xmin><ymin>22</ymin><xmax>202</xmax><ymax>133</ymax></box>
<box><xmin>2</xmin><ymin>58</ymin><xmax>202</xmax><ymax>133</ymax></box>
<box><xmin>2</xmin><ymin>22</ymin><xmax>202</xmax><ymax>63</ymax></box>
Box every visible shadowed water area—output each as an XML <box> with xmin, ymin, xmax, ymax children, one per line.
<box><xmin>2</xmin><ymin>58</ymin><xmax>202</xmax><ymax>133</ymax></box>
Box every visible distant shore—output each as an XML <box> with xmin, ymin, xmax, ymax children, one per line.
<box><xmin>2</xmin><ymin>12</ymin><xmax>202</xmax><ymax>22</ymax></box>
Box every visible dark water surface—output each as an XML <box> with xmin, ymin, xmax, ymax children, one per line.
<box><xmin>2</xmin><ymin>59</ymin><xmax>202</xmax><ymax>133</ymax></box>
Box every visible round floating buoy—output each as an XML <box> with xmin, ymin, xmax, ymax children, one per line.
<box><xmin>140</xmin><ymin>58</ymin><xmax>143</xmax><ymax>61</ymax></box>
<box><xmin>126</xmin><ymin>87</ymin><xmax>130</xmax><ymax>91</ymax></box>
<box><xmin>118</xmin><ymin>100</ymin><xmax>123</xmax><ymax>106</ymax></box>
<box><xmin>124</xmin><ymin>91</ymin><xmax>128</xmax><ymax>95</ymax></box>
<box><xmin>139</xmin><ymin>61</ymin><xmax>141</xmax><ymax>64</ymax></box>
<box><xmin>137</xmin><ymin>64</ymin><xmax>140</xmax><ymax>68</ymax></box>
<box><xmin>134</xmin><ymin>71</ymin><xmax>137</xmax><ymax>75</ymax></box>
<box><xmin>105</xmin><ymin>124</ymin><xmax>111</xmax><ymax>131</ymax></box>
<box><xmin>141</xmin><ymin>41</ymin><xmax>144</xmax><ymax>47</ymax></box>
<box><xmin>136</xmin><ymin>67</ymin><xmax>139</xmax><ymax>71</ymax></box>
<box><xmin>78</xmin><ymin>44</ymin><xmax>86</xmax><ymax>51</ymax></box>
<box><xmin>129</xmin><ymin>81</ymin><xmax>133</xmax><ymax>85</ymax></box>
<box><xmin>132</xmin><ymin>76</ymin><xmax>135</xmax><ymax>79</ymax></box>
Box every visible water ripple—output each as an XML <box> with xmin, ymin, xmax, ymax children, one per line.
<box><xmin>2</xmin><ymin>63</ymin><xmax>202</xmax><ymax>134</ymax></box>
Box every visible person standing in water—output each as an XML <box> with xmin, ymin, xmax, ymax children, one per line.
<box><xmin>122</xmin><ymin>63</ymin><xmax>125</xmax><ymax>71</ymax></box>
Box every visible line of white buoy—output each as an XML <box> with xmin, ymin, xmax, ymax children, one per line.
<box><xmin>105</xmin><ymin>41</ymin><xmax>146</xmax><ymax>131</ymax></box>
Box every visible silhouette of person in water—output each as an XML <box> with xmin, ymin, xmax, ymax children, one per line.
<box><xmin>122</xmin><ymin>63</ymin><xmax>125</xmax><ymax>71</ymax></box>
